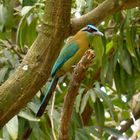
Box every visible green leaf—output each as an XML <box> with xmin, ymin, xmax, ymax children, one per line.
<box><xmin>27</xmin><ymin>17</ymin><xmax>37</xmax><ymax>46</ymax></box>
<box><xmin>125</xmin><ymin>10</ymin><xmax>134</xmax><ymax>27</ymax></box>
<box><xmin>29</xmin><ymin>122</ymin><xmax>50</xmax><ymax>140</ymax></box>
<box><xmin>126</xmin><ymin>28</ymin><xmax>136</xmax><ymax>57</ymax></box>
<box><xmin>85</xmin><ymin>0</ymin><xmax>93</xmax><ymax>12</ymax></box>
<box><xmin>114</xmin><ymin>64</ymin><xmax>123</xmax><ymax>96</ymax></box>
<box><xmin>6</xmin><ymin>116</ymin><xmax>18</xmax><ymax>140</ymax></box>
<box><xmin>100</xmin><ymin>55</ymin><xmax>109</xmax><ymax>84</ymax></box>
<box><xmin>0</xmin><ymin>4</ymin><xmax>14</xmax><ymax>31</ymax></box>
<box><xmin>102</xmin><ymin>38</ymin><xmax>117</xmax><ymax>85</ymax></box>
<box><xmin>121</xmin><ymin>66</ymin><xmax>134</xmax><ymax>98</ymax></box>
<box><xmin>75</xmin><ymin>126</ymin><xmax>101</xmax><ymax>140</ymax></box>
<box><xmin>16</xmin><ymin>6</ymin><xmax>34</xmax><ymax>49</ymax></box>
<box><xmin>0</xmin><ymin>5</ymin><xmax>7</xmax><ymax>31</ymax></box>
<box><xmin>112</xmin><ymin>98</ymin><xmax>128</xmax><ymax>109</ymax></box>
<box><xmin>104</xmin><ymin>126</ymin><xmax>125</xmax><ymax>139</ymax></box>
<box><xmin>119</xmin><ymin>47</ymin><xmax>132</xmax><ymax>75</ymax></box>
<box><xmin>75</xmin><ymin>89</ymin><xmax>83</xmax><ymax>113</ymax></box>
<box><xmin>21</xmin><ymin>6</ymin><xmax>33</xmax><ymax>16</ymax></box>
<box><xmin>18</xmin><ymin>111</ymin><xmax>38</xmax><ymax>122</ymax></box>
<box><xmin>3</xmin><ymin>126</ymin><xmax>11</xmax><ymax>140</ymax></box>
<box><xmin>135</xmin><ymin>72</ymin><xmax>140</xmax><ymax>91</ymax></box>
<box><xmin>89</xmin><ymin>89</ymin><xmax>96</xmax><ymax>103</ymax></box>
<box><xmin>16</xmin><ymin>16</ymin><xmax>28</xmax><ymax>49</ymax></box>
<box><xmin>113</xmin><ymin>12</ymin><xmax>122</xmax><ymax>24</ymax></box>
<box><xmin>92</xmin><ymin>36</ymin><xmax>104</xmax><ymax>66</ymax></box>
<box><xmin>122</xmin><ymin>111</ymin><xmax>130</xmax><ymax>120</ymax></box>
<box><xmin>75</xmin><ymin>130</ymin><xmax>90</xmax><ymax>140</ymax></box>
<box><xmin>3</xmin><ymin>49</ymin><xmax>18</xmax><ymax>67</ymax></box>
<box><xmin>120</xmin><ymin>66</ymin><xmax>127</xmax><ymax>93</ymax></box>
<box><xmin>80</xmin><ymin>91</ymin><xmax>90</xmax><ymax>114</ymax></box>
<box><xmin>132</xmin><ymin>56</ymin><xmax>140</xmax><ymax>72</ymax></box>
<box><xmin>22</xmin><ymin>0</ymin><xmax>38</xmax><ymax>6</ymax></box>
<box><xmin>0</xmin><ymin>67</ymin><xmax>8</xmax><ymax>83</ymax></box>
<box><xmin>126</xmin><ymin>75</ymin><xmax>135</xmax><ymax>99</ymax></box>
<box><xmin>94</xmin><ymin>84</ymin><xmax>114</xmax><ymax>119</ymax></box>
<box><xmin>94</xmin><ymin>97</ymin><xmax>105</xmax><ymax>129</ymax></box>
<box><xmin>112</xmin><ymin>51</ymin><xmax>119</xmax><ymax>71</ymax></box>
<box><xmin>106</xmin><ymin>41</ymin><xmax>113</xmax><ymax>55</ymax></box>
<box><xmin>106</xmin><ymin>58</ymin><xmax>114</xmax><ymax>86</ymax></box>
<box><xmin>27</xmin><ymin>102</ymin><xmax>39</xmax><ymax>113</ymax></box>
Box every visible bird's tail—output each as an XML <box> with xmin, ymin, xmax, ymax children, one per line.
<box><xmin>36</xmin><ymin>77</ymin><xmax>59</xmax><ymax>117</ymax></box>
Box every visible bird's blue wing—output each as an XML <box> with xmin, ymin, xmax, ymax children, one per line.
<box><xmin>51</xmin><ymin>42</ymin><xmax>79</xmax><ymax>77</ymax></box>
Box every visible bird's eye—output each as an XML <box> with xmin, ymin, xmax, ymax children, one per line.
<box><xmin>87</xmin><ymin>27</ymin><xmax>94</xmax><ymax>33</ymax></box>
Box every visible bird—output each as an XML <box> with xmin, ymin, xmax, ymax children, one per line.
<box><xmin>36</xmin><ymin>24</ymin><xmax>103</xmax><ymax>117</ymax></box>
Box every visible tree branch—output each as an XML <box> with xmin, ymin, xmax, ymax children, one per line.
<box><xmin>70</xmin><ymin>0</ymin><xmax>140</xmax><ymax>34</ymax></box>
<box><xmin>0</xmin><ymin>0</ymin><xmax>72</xmax><ymax>127</ymax></box>
<box><xmin>58</xmin><ymin>49</ymin><xmax>95</xmax><ymax>140</ymax></box>
<box><xmin>50</xmin><ymin>92</ymin><xmax>57</xmax><ymax>140</ymax></box>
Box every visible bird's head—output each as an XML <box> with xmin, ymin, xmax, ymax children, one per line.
<box><xmin>82</xmin><ymin>24</ymin><xmax>103</xmax><ymax>36</ymax></box>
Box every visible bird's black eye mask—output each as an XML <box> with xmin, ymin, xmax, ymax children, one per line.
<box><xmin>83</xmin><ymin>27</ymin><xmax>97</xmax><ymax>33</ymax></box>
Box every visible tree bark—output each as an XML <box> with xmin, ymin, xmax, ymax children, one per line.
<box><xmin>0</xmin><ymin>0</ymin><xmax>71</xmax><ymax>127</ymax></box>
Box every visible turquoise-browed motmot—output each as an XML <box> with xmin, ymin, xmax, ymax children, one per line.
<box><xmin>36</xmin><ymin>24</ymin><xmax>103</xmax><ymax>117</ymax></box>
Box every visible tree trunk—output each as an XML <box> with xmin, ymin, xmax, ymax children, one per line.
<box><xmin>0</xmin><ymin>0</ymin><xmax>71</xmax><ymax>127</ymax></box>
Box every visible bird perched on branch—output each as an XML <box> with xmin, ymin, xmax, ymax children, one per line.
<box><xmin>36</xmin><ymin>24</ymin><xmax>103</xmax><ymax>117</ymax></box>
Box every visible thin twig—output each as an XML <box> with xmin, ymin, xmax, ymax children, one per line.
<box><xmin>0</xmin><ymin>39</ymin><xmax>23</xmax><ymax>59</ymax></box>
<box><xmin>50</xmin><ymin>92</ymin><xmax>57</xmax><ymax>140</ymax></box>
<box><xmin>6</xmin><ymin>39</ymin><xmax>23</xmax><ymax>59</ymax></box>
<box><xmin>21</xmin><ymin>128</ymin><xmax>32</xmax><ymax>140</ymax></box>
<box><xmin>58</xmin><ymin>49</ymin><xmax>95</xmax><ymax>140</ymax></box>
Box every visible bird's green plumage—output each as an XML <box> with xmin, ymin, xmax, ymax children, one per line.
<box><xmin>51</xmin><ymin>42</ymin><xmax>79</xmax><ymax>77</ymax></box>
<box><xmin>51</xmin><ymin>30</ymin><xmax>93</xmax><ymax>77</ymax></box>
<box><xmin>36</xmin><ymin>77</ymin><xmax>59</xmax><ymax>117</ymax></box>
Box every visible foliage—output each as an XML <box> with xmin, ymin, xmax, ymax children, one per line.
<box><xmin>0</xmin><ymin>0</ymin><xmax>140</xmax><ymax>139</ymax></box>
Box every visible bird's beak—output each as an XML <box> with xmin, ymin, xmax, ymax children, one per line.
<box><xmin>94</xmin><ymin>31</ymin><xmax>104</xmax><ymax>36</ymax></box>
